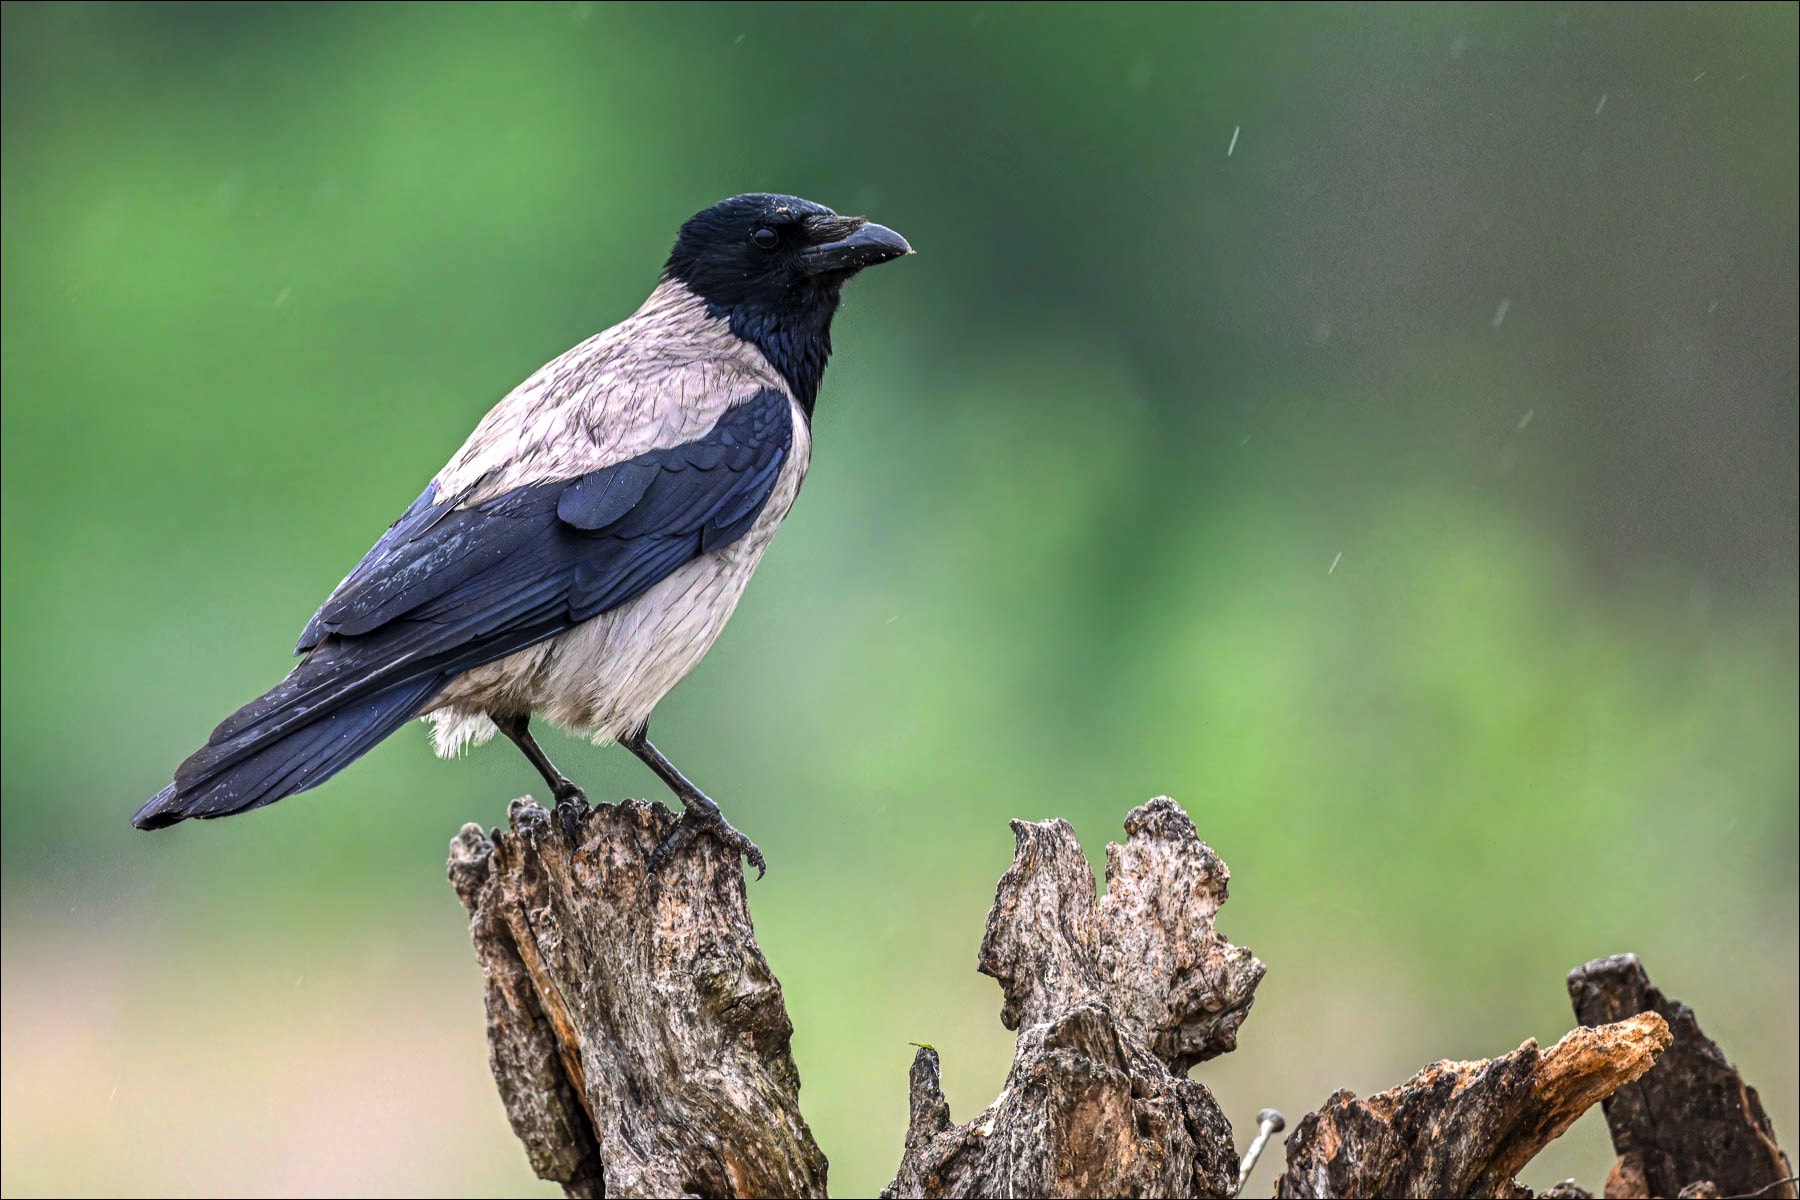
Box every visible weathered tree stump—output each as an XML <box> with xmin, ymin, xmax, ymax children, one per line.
<box><xmin>447</xmin><ymin>795</ymin><xmax>1792</xmax><ymax>1200</ymax></box>
<box><xmin>1569</xmin><ymin>954</ymin><xmax>1797</xmax><ymax>1200</ymax></box>
<box><xmin>1273</xmin><ymin>1014</ymin><xmax>1672</xmax><ymax>1199</ymax></box>
<box><xmin>448</xmin><ymin>797</ymin><xmax>827</xmax><ymax>1200</ymax></box>
<box><xmin>883</xmin><ymin>797</ymin><xmax>1264</xmax><ymax>1198</ymax></box>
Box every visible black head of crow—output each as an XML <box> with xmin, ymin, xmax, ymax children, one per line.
<box><xmin>133</xmin><ymin>193</ymin><xmax>912</xmax><ymax>878</ymax></box>
<box><xmin>665</xmin><ymin>194</ymin><xmax>911</xmax><ymax>415</ymax></box>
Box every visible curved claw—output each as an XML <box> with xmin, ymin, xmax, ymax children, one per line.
<box><xmin>647</xmin><ymin>807</ymin><xmax>767</xmax><ymax>882</ymax></box>
<box><xmin>552</xmin><ymin>788</ymin><xmax>590</xmax><ymax>846</ymax></box>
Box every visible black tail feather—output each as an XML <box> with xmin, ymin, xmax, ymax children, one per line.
<box><xmin>132</xmin><ymin>674</ymin><xmax>441</xmax><ymax>830</ymax></box>
<box><xmin>135</xmin><ymin>602</ymin><xmax>576</xmax><ymax>832</ymax></box>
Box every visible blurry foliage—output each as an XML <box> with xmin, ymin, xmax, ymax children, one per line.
<box><xmin>2</xmin><ymin>3</ymin><xmax>1794</xmax><ymax>1197</ymax></box>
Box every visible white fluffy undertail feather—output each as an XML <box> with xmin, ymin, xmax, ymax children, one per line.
<box><xmin>427</xmin><ymin>709</ymin><xmax>499</xmax><ymax>758</ymax></box>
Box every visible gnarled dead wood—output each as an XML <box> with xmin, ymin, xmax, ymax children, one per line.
<box><xmin>448</xmin><ymin>797</ymin><xmax>827</xmax><ymax>1200</ymax></box>
<box><xmin>446</xmin><ymin>794</ymin><xmax>1790</xmax><ymax>1200</ymax></box>
<box><xmin>1273</xmin><ymin>1013</ymin><xmax>1673</xmax><ymax>1199</ymax></box>
<box><xmin>882</xmin><ymin>797</ymin><xmax>1265</xmax><ymax>1199</ymax></box>
<box><xmin>1569</xmin><ymin>954</ymin><xmax>1796</xmax><ymax>1200</ymax></box>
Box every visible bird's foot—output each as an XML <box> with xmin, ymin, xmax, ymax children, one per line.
<box><xmin>552</xmin><ymin>784</ymin><xmax>589</xmax><ymax>845</ymax></box>
<box><xmin>647</xmin><ymin>795</ymin><xmax>767</xmax><ymax>884</ymax></box>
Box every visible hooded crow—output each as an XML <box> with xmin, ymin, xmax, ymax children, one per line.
<box><xmin>132</xmin><ymin>193</ymin><xmax>913</xmax><ymax>875</ymax></box>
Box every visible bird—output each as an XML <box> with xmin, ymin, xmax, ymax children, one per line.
<box><xmin>131</xmin><ymin>193</ymin><xmax>913</xmax><ymax>877</ymax></box>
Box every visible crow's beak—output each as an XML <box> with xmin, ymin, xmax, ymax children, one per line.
<box><xmin>799</xmin><ymin>220</ymin><xmax>913</xmax><ymax>275</ymax></box>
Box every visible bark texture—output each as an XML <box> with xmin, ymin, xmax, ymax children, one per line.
<box><xmin>1273</xmin><ymin>1013</ymin><xmax>1673</xmax><ymax>1199</ymax></box>
<box><xmin>448</xmin><ymin>797</ymin><xmax>827</xmax><ymax>1200</ymax></box>
<box><xmin>446</xmin><ymin>795</ymin><xmax>1791</xmax><ymax>1200</ymax></box>
<box><xmin>882</xmin><ymin>797</ymin><xmax>1265</xmax><ymax>1199</ymax></box>
<box><xmin>1568</xmin><ymin>954</ymin><xmax>1796</xmax><ymax>1200</ymax></box>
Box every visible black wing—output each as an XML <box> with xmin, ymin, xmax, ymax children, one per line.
<box><xmin>300</xmin><ymin>386</ymin><xmax>792</xmax><ymax>654</ymax></box>
<box><xmin>153</xmin><ymin>389</ymin><xmax>794</xmax><ymax>814</ymax></box>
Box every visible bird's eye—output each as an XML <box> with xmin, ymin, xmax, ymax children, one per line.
<box><xmin>752</xmin><ymin>227</ymin><xmax>780</xmax><ymax>250</ymax></box>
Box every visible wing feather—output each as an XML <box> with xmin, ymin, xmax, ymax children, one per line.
<box><xmin>183</xmin><ymin>390</ymin><xmax>794</xmax><ymax>789</ymax></box>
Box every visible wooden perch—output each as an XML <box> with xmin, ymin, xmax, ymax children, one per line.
<box><xmin>1568</xmin><ymin>954</ymin><xmax>1797</xmax><ymax>1200</ymax></box>
<box><xmin>1273</xmin><ymin>1014</ymin><xmax>1672</xmax><ymax>1199</ymax></box>
<box><xmin>883</xmin><ymin>797</ymin><xmax>1265</xmax><ymax>1198</ymax></box>
<box><xmin>448</xmin><ymin>797</ymin><xmax>827</xmax><ymax>1200</ymax></box>
<box><xmin>446</xmin><ymin>795</ymin><xmax>1790</xmax><ymax>1200</ymax></box>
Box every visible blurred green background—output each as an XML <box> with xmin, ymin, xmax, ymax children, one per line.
<box><xmin>3</xmin><ymin>2</ymin><xmax>1796</xmax><ymax>1196</ymax></box>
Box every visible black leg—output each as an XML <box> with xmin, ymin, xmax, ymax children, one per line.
<box><xmin>621</xmin><ymin>724</ymin><xmax>766</xmax><ymax>880</ymax></box>
<box><xmin>493</xmin><ymin>712</ymin><xmax>587</xmax><ymax>807</ymax></box>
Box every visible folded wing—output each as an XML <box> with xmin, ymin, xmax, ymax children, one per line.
<box><xmin>133</xmin><ymin>388</ymin><xmax>793</xmax><ymax>827</ymax></box>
